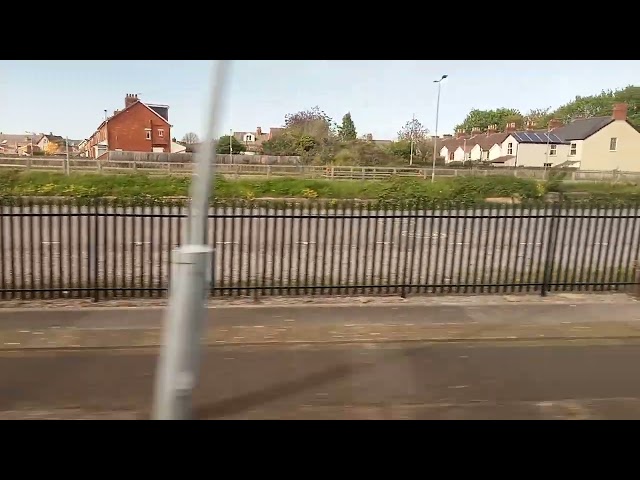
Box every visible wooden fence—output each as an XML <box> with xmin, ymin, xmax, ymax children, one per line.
<box><xmin>0</xmin><ymin>156</ymin><xmax>638</xmax><ymax>182</ymax></box>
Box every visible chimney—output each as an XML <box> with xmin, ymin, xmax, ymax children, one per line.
<box><xmin>525</xmin><ymin>121</ymin><xmax>535</xmax><ymax>131</ymax></box>
<box><xmin>612</xmin><ymin>103</ymin><xmax>628</xmax><ymax>121</ymax></box>
<box><xmin>504</xmin><ymin>122</ymin><xmax>517</xmax><ymax>133</ymax></box>
<box><xmin>548</xmin><ymin>118</ymin><xmax>563</xmax><ymax>130</ymax></box>
<box><xmin>256</xmin><ymin>126</ymin><xmax>262</xmax><ymax>136</ymax></box>
<box><xmin>124</xmin><ymin>93</ymin><xmax>139</xmax><ymax>109</ymax></box>
<box><xmin>471</xmin><ymin>127</ymin><xmax>481</xmax><ymax>136</ymax></box>
<box><xmin>486</xmin><ymin>124</ymin><xmax>497</xmax><ymax>135</ymax></box>
<box><xmin>455</xmin><ymin>128</ymin><xmax>467</xmax><ymax>139</ymax></box>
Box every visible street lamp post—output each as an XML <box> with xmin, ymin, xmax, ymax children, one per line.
<box><xmin>431</xmin><ymin>74</ymin><xmax>448</xmax><ymax>183</ymax></box>
<box><xmin>25</xmin><ymin>131</ymin><xmax>35</xmax><ymax>170</ymax></box>
<box><xmin>152</xmin><ymin>60</ymin><xmax>230</xmax><ymax>420</ymax></box>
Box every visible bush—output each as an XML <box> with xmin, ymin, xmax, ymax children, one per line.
<box><xmin>1</xmin><ymin>170</ymin><xmax>639</xmax><ymax>206</ymax></box>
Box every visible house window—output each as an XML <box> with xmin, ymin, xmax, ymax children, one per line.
<box><xmin>145</xmin><ymin>131</ymin><xmax>151</xmax><ymax>140</ymax></box>
<box><xmin>610</xmin><ymin>137</ymin><xmax>618</xmax><ymax>151</ymax></box>
<box><xmin>570</xmin><ymin>143</ymin><xmax>577</xmax><ymax>156</ymax></box>
<box><xmin>244</xmin><ymin>133</ymin><xmax>254</xmax><ymax>142</ymax></box>
<box><xmin>549</xmin><ymin>145</ymin><xmax>557</xmax><ymax>156</ymax></box>
<box><xmin>507</xmin><ymin>142</ymin><xmax>513</xmax><ymax>155</ymax></box>
<box><xmin>158</xmin><ymin>129</ymin><xmax>164</xmax><ymax>138</ymax></box>
<box><xmin>449</xmin><ymin>152</ymin><xmax>454</xmax><ymax>161</ymax></box>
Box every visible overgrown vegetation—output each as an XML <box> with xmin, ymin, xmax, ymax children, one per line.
<box><xmin>2</xmin><ymin>170</ymin><xmax>640</xmax><ymax>206</ymax></box>
<box><xmin>454</xmin><ymin>85</ymin><xmax>639</xmax><ymax>132</ymax></box>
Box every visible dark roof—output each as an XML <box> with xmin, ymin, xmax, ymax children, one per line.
<box><xmin>148</xmin><ymin>104</ymin><xmax>169</xmax><ymax>122</ymax></box>
<box><xmin>552</xmin><ymin>116</ymin><xmax>614</xmax><ymax>141</ymax></box>
<box><xmin>44</xmin><ymin>134</ymin><xmax>65</xmax><ymax>143</ymax></box>
<box><xmin>475</xmin><ymin>132</ymin><xmax>509</xmax><ymax>149</ymax></box>
<box><xmin>510</xmin><ymin>131</ymin><xmax>568</xmax><ymax>144</ymax></box>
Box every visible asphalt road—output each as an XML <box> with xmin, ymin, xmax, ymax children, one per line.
<box><xmin>4</xmin><ymin>341</ymin><xmax>640</xmax><ymax>419</ymax></box>
<box><xmin>1</xmin><ymin>206</ymin><xmax>638</xmax><ymax>297</ymax></box>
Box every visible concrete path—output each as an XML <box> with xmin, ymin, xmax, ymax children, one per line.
<box><xmin>1</xmin><ymin>295</ymin><xmax>640</xmax><ymax>349</ymax></box>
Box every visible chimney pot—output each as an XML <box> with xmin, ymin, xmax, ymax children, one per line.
<box><xmin>612</xmin><ymin>103</ymin><xmax>628</xmax><ymax>121</ymax></box>
<box><xmin>125</xmin><ymin>93</ymin><xmax>139</xmax><ymax>109</ymax></box>
<box><xmin>504</xmin><ymin>122</ymin><xmax>517</xmax><ymax>133</ymax></box>
<box><xmin>256</xmin><ymin>126</ymin><xmax>262</xmax><ymax>136</ymax></box>
<box><xmin>548</xmin><ymin>119</ymin><xmax>563</xmax><ymax>130</ymax></box>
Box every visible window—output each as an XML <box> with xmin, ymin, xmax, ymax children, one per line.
<box><xmin>507</xmin><ymin>142</ymin><xmax>513</xmax><ymax>155</ymax></box>
<box><xmin>244</xmin><ymin>133</ymin><xmax>254</xmax><ymax>142</ymax></box>
<box><xmin>610</xmin><ymin>137</ymin><xmax>618</xmax><ymax>151</ymax></box>
<box><xmin>145</xmin><ymin>131</ymin><xmax>151</xmax><ymax>140</ymax></box>
<box><xmin>570</xmin><ymin>143</ymin><xmax>577</xmax><ymax>156</ymax></box>
<box><xmin>549</xmin><ymin>145</ymin><xmax>557</xmax><ymax>156</ymax></box>
<box><xmin>449</xmin><ymin>152</ymin><xmax>454</xmax><ymax>161</ymax></box>
<box><xmin>158</xmin><ymin>129</ymin><xmax>164</xmax><ymax>138</ymax></box>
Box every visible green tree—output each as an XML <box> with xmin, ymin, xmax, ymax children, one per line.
<box><xmin>388</xmin><ymin>140</ymin><xmax>413</xmax><ymax>160</ymax></box>
<box><xmin>261</xmin><ymin>132</ymin><xmax>316</xmax><ymax>156</ymax></box>
<box><xmin>284</xmin><ymin>106</ymin><xmax>334</xmax><ymax>139</ymax></box>
<box><xmin>455</xmin><ymin>108</ymin><xmax>524</xmax><ymax>133</ymax></box>
<box><xmin>550</xmin><ymin>85</ymin><xmax>640</xmax><ymax>126</ymax></box>
<box><xmin>396</xmin><ymin>117</ymin><xmax>433</xmax><ymax>163</ymax></box>
<box><xmin>338</xmin><ymin>112</ymin><xmax>357</xmax><ymax>140</ymax></box>
<box><xmin>216</xmin><ymin>135</ymin><xmax>246</xmax><ymax>154</ymax></box>
<box><xmin>523</xmin><ymin>107</ymin><xmax>552</xmax><ymax>129</ymax></box>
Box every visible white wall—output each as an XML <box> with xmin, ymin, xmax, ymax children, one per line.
<box><xmin>500</xmin><ymin>135</ymin><xmax>571</xmax><ymax>167</ymax></box>
<box><xmin>470</xmin><ymin>144</ymin><xmax>482</xmax><ymax>161</ymax></box>
<box><xmin>580</xmin><ymin>121</ymin><xmax>640</xmax><ymax>171</ymax></box>
<box><xmin>488</xmin><ymin>144</ymin><xmax>502</xmax><ymax>160</ymax></box>
<box><xmin>440</xmin><ymin>146</ymin><xmax>450</xmax><ymax>162</ymax></box>
<box><xmin>453</xmin><ymin>147</ymin><xmax>466</xmax><ymax>162</ymax></box>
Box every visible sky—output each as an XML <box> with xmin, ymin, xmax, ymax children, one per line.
<box><xmin>1</xmin><ymin>60</ymin><xmax>638</xmax><ymax>142</ymax></box>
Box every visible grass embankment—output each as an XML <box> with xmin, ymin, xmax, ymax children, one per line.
<box><xmin>0</xmin><ymin>170</ymin><xmax>639</xmax><ymax>205</ymax></box>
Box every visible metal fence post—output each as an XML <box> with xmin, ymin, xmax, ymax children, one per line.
<box><xmin>91</xmin><ymin>201</ymin><xmax>100</xmax><ymax>302</ymax></box>
<box><xmin>541</xmin><ymin>199</ymin><xmax>560</xmax><ymax>297</ymax></box>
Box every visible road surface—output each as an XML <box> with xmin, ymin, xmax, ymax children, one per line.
<box><xmin>1</xmin><ymin>205</ymin><xmax>638</xmax><ymax>298</ymax></box>
<box><xmin>4</xmin><ymin>341</ymin><xmax>640</xmax><ymax>419</ymax></box>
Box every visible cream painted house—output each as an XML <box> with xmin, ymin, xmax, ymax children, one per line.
<box><xmin>551</xmin><ymin>104</ymin><xmax>640</xmax><ymax>171</ymax></box>
<box><xmin>469</xmin><ymin>141</ymin><xmax>504</xmax><ymax>161</ymax></box>
<box><xmin>501</xmin><ymin>131</ymin><xmax>571</xmax><ymax>168</ymax></box>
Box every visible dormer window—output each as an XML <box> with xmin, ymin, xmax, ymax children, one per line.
<box><xmin>244</xmin><ymin>133</ymin><xmax>254</xmax><ymax>142</ymax></box>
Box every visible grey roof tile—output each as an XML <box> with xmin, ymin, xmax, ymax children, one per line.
<box><xmin>552</xmin><ymin>116</ymin><xmax>614</xmax><ymax>141</ymax></box>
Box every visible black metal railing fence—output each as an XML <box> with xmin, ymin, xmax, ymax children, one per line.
<box><xmin>1</xmin><ymin>198</ymin><xmax>638</xmax><ymax>300</ymax></box>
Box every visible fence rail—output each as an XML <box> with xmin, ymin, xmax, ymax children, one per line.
<box><xmin>1</xmin><ymin>156</ymin><xmax>639</xmax><ymax>182</ymax></box>
<box><xmin>1</xmin><ymin>198</ymin><xmax>638</xmax><ymax>300</ymax></box>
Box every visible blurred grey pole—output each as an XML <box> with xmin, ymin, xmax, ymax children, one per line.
<box><xmin>431</xmin><ymin>74</ymin><xmax>448</xmax><ymax>183</ymax></box>
<box><xmin>65</xmin><ymin>136</ymin><xmax>70</xmax><ymax>175</ymax></box>
<box><xmin>229</xmin><ymin>128</ymin><xmax>233</xmax><ymax>164</ymax></box>
<box><xmin>153</xmin><ymin>60</ymin><xmax>230</xmax><ymax>420</ymax></box>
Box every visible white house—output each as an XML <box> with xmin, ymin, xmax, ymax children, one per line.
<box><xmin>501</xmin><ymin>131</ymin><xmax>570</xmax><ymax>168</ymax></box>
<box><xmin>550</xmin><ymin>104</ymin><xmax>640</xmax><ymax>171</ymax></box>
<box><xmin>440</xmin><ymin>130</ymin><xmax>509</xmax><ymax>164</ymax></box>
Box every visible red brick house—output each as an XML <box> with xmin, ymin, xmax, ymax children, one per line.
<box><xmin>85</xmin><ymin>94</ymin><xmax>171</xmax><ymax>159</ymax></box>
